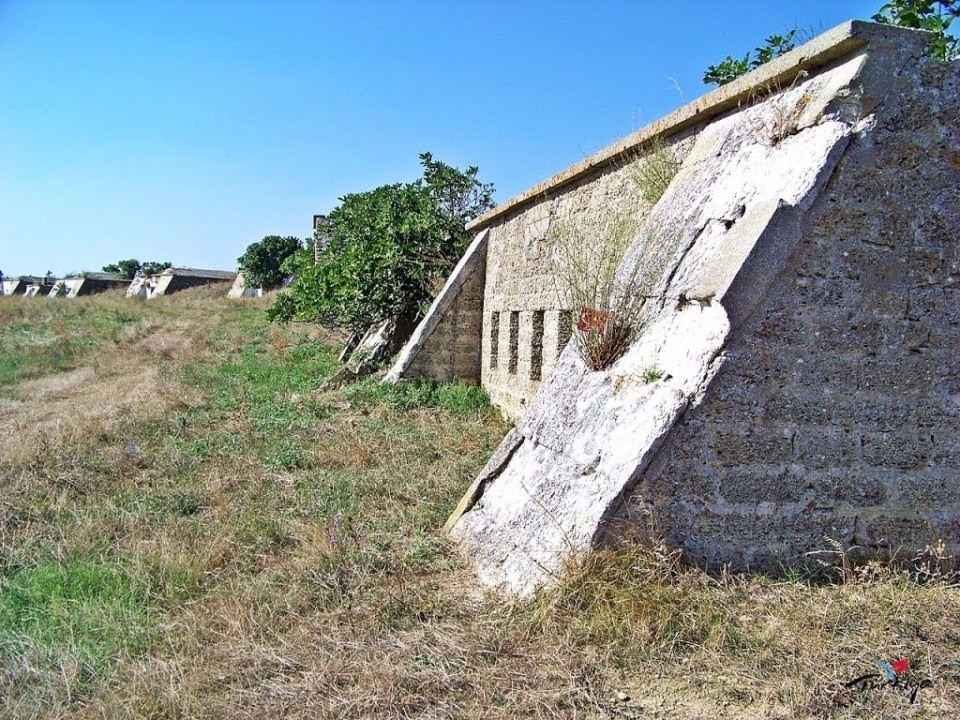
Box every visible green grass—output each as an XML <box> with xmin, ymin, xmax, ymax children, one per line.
<box><xmin>341</xmin><ymin>375</ymin><xmax>493</xmax><ymax>417</ymax></box>
<box><xmin>0</xmin><ymin>293</ymin><xmax>151</xmax><ymax>391</ymax></box>
<box><xmin>0</xmin><ymin>558</ymin><xmax>158</xmax><ymax>707</ymax></box>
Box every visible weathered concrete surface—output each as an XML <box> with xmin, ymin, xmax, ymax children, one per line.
<box><xmin>49</xmin><ymin>272</ymin><xmax>127</xmax><ymax>298</ymax></box>
<box><xmin>385</xmin><ymin>230</ymin><xmax>488</xmax><ymax>385</ymax></box>
<box><xmin>397</xmin><ymin>21</ymin><xmax>945</xmax><ymax>421</ymax></box>
<box><xmin>226</xmin><ymin>271</ymin><xmax>263</xmax><ymax>299</ymax></box>
<box><xmin>448</xmin><ymin>23</ymin><xmax>959</xmax><ymax>595</ymax></box>
<box><xmin>126</xmin><ymin>267</ymin><xmax>236</xmax><ymax>299</ymax></box>
<box><xmin>617</xmin><ymin>47</ymin><xmax>960</xmax><ymax>573</ymax></box>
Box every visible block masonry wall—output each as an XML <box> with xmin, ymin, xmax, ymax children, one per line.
<box><xmin>395</xmin><ymin>131</ymin><xmax>699</xmax><ymax>417</ymax></box>
<box><xmin>480</xmin><ymin>141</ymin><xmax>697</xmax><ymax>417</ymax></box>
<box><xmin>403</xmin><ymin>245</ymin><xmax>486</xmax><ymax>384</ymax></box>
<box><xmin>393</xmin><ymin>22</ymin><xmax>903</xmax><ymax>420</ymax></box>
<box><xmin>617</xmin><ymin>55</ymin><xmax>960</xmax><ymax>570</ymax></box>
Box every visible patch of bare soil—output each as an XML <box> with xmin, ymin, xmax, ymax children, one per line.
<box><xmin>596</xmin><ymin>674</ymin><xmax>785</xmax><ymax>720</ymax></box>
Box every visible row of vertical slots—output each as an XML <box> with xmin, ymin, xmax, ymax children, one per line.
<box><xmin>489</xmin><ymin>310</ymin><xmax>572</xmax><ymax>381</ymax></box>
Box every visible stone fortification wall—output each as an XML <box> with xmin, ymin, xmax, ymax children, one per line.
<box><xmin>619</xmin><ymin>54</ymin><xmax>960</xmax><ymax>571</ymax></box>
<box><xmin>388</xmin><ymin>231</ymin><xmax>488</xmax><ymax>384</ymax></box>
<box><xmin>392</xmin><ymin>21</ymin><xmax>898</xmax><ymax>420</ymax></box>
<box><xmin>432</xmin><ymin>21</ymin><xmax>960</xmax><ymax>595</ymax></box>
<box><xmin>479</xmin><ymin>132</ymin><xmax>697</xmax><ymax>416</ymax></box>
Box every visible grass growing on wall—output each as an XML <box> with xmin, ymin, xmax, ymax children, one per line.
<box><xmin>548</xmin><ymin>212</ymin><xmax>651</xmax><ymax>370</ymax></box>
<box><xmin>1</xmin><ymin>289</ymin><xmax>958</xmax><ymax>718</ymax></box>
<box><xmin>634</xmin><ymin>139</ymin><xmax>681</xmax><ymax>205</ymax></box>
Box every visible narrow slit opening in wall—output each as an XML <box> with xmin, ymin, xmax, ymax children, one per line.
<box><xmin>508</xmin><ymin>311</ymin><xmax>519</xmax><ymax>375</ymax></box>
<box><xmin>489</xmin><ymin>311</ymin><xmax>500</xmax><ymax>370</ymax></box>
<box><xmin>557</xmin><ymin>310</ymin><xmax>573</xmax><ymax>359</ymax></box>
<box><xmin>530</xmin><ymin>310</ymin><xmax>544</xmax><ymax>381</ymax></box>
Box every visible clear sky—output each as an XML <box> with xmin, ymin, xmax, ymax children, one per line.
<box><xmin>1</xmin><ymin>0</ymin><xmax>879</xmax><ymax>277</ymax></box>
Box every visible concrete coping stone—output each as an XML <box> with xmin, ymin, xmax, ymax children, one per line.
<box><xmin>466</xmin><ymin>20</ymin><xmax>931</xmax><ymax>232</ymax></box>
<box><xmin>154</xmin><ymin>267</ymin><xmax>237</xmax><ymax>280</ymax></box>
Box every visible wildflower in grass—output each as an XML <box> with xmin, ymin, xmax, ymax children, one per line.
<box><xmin>124</xmin><ymin>441</ymin><xmax>144</xmax><ymax>467</ymax></box>
<box><xmin>329</xmin><ymin>513</ymin><xmax>344</xmax><ymax>549</ymax></box>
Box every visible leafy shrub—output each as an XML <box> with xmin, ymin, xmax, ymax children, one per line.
<box><xmin>269</xmin><ymin>153</ymin><xmax>494</xmax><ymax>334</ymax></box>
<box><xmin>703</xmin><ymin>30</ymin><xmax>797</xmax><ymax>86</ymax></box>
<box><xmin>873</xmin><ymin>0</ymin><xmax>959</xmax><ymax>60</ymax></box>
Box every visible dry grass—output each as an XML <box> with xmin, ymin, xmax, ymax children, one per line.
<box><xmin>1</xmin><ymin>290</ymin><xmax>958</xmax><ymax>719</ymax></box>
<box><xmin>633</xmin><ymin>139</ymin><xmax>681</xmax><ymax>205</ymax></box>
<box><xmin>548</xmin><ymin>212</ymin><xmax>650</xmax><ymax>371</ymax></box>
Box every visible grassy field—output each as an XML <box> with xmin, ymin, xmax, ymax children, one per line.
<box><xmin>1</xmin><ymin>288</ymin><xmax>957</xmax><ymax>719</ymax></box>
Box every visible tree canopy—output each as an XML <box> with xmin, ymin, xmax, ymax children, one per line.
<box><xmin>102</xmin><ymin>259</ymin><xmax>171</xmax><ymax>279</ymax></box>
<box><xmin>237</xmin><ymin>235</ymin><xmax>303</xmax><ymax>289</ymax></box>
<box><xmin>269</xmin><ymin>153</ymin><xmax>494</xmax><ymax>333</ymax></box>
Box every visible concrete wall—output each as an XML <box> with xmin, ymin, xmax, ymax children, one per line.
<box><xmin>430</xmin><ymin>21</ymin><xmax>960</xmax><ymax>594</ymax></box>
<box><xmin>387</xmin><ymin>231</ymin><xmax>489</xmax><ymax>385</ymax></box>
<box><xmin>49</xmin><ymin>275</ymin><xmax>127</xmax><ymax>298</ymax></box>
<box><xmin>396</xmin><ymin>20</ymin><xmax>904</xmax><ymax>421</ymax></box>
<box><xmin>478</xmin><ymin>143</ymin><xmax>697</xmax><ymax>416</ymax></box>
<box><xmin>619</xmin><ymin>53</ymin><xmax>960</xmax><ymax>570</ymax></box>
<box><xmin>227</xmin><ymin>271</ymin><xmax>263</xmax><ymax>299</ymax></box>
<box><xmin>128</xmin><ymin>269</ymin><xmax>235</xmax><ymax>299</ymax></box>
<box><xmin>403</xmin><ymin>247</ymin><xmax>486</xmax><ymax>384</ymax></box>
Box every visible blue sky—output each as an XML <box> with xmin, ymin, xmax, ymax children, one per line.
<box><xmin>1</xmin><ymin>1</ymin><xmax>879</xmax><ymax>277</ymax></box>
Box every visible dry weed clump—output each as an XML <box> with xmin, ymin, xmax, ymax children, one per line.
<box><xmin>509</xmin><ymin>536</ymin><xmax>960</xmax><ymax>719</ymax></box>
<box><xmin>548</xmin><ymin>212</ymin><xmax>650</xmax><ymax>371</ymax></box>
<box><xmin>633</xmin><ymin>139</ymin><xmax>681</xmax><ymax>205</ymax></box>
<box><xmin>742</xmin><ymin>71</ymin><xmax>814</xmax><ymax>147</ymax></box>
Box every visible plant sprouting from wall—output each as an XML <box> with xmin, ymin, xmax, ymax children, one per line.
<box><xmin>634</xmin><ymin>140</ymin><xmax>681</xmax><ymax>205</ymax></box>
<box><xmin>548</xmin><ymin>212</ymin><xmax>648</xmax><ymax>371</ymax></box>
<box><xmin>703</xmin><ymin>29</ymin><xmax>797</xmax><ymax>86</ymax></box>
<box><xmin>873</xmin><ymin>0</ymin><xmax>959</xmax><ymax>60</ymax></box>
<box><xmin>743</xmin><ymin>74</ymin><xmax>813</xmax><ymax>147</ymax></box>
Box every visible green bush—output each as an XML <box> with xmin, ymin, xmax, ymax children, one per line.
<box><xmin>703</xmin><ymin>30</ymin><xmax>797</xmax><ymax>86</ymax></box>
<box><xmin>269</xmin><ymin>153</ymin><xmax>494</xmax><ymax>334</ymax></box>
